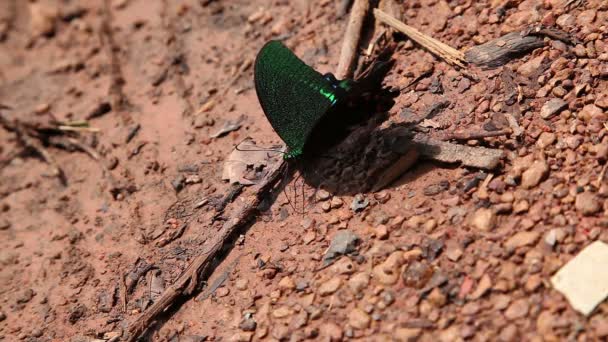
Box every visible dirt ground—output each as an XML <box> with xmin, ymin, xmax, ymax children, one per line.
<box><xmin>1</xmin><ymin>0</ymin><xmax>608</xmax><ymax>341</ymax></box>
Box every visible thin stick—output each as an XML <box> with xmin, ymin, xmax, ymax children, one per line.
<box><xmin>127</xmin><ymin>159</ymin><xmax>287</xmax><ymax>341</ymax></box>
<box><xmin>373</xmin><ymin>9</ymin><xmax>466</xmax><ymax>68</ymax></box>
<box><xmin>57</xmin><ymin>125</ymin><xmax>101</xmax><ymax>133</ymax></box>
<box><xmin>336</xmin><ymin>0</ymin><xmax>370</xmax><ymax>80</ymax></box>
<box><xmin>442</xmin><ymin>129</ymin><xmax>512</xmax><ymax>141</ymax></box>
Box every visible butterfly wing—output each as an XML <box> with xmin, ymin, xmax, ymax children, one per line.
<box><xmin>254</xmin><ymin>41</ymin><xmax>339</xmax><ymax>156</ymax></box>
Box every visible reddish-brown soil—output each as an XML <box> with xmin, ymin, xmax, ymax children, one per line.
<box><xmin>1</xmin><ymin>0</ymin><xmax>608</xmax><ymax>341</ymax></box>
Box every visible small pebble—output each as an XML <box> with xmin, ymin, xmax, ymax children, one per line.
<box><xmin>348</xmin><ymin>308</ymin><xmax>371</xmax><ymax>329</ymax></box>
<box><xmin>318</xmin><ymin>277</ymin><xmax>342</xmax><ymax>296</ymax></box>
<box><xmin>575</xmin><ymin>192</ymin><xmax>601</xmax><ymax>216</ymax></box>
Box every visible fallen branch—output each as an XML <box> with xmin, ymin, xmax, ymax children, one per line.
<box><xmin>336</xmin><ymin>0</ymin><xmax>370</xmax><ymax>80</ymax></box>
<box><xmin>464</xmin><ymin>32</ymin><xmax>545</xmax><ymax>68</ymax></box>
<box><xmin>127</xmin><ymin>159</ymin><xmax>287</xmax><ymax>341</ymax></box>
<box><xmin>372</xmin><ymin>146</ymin><xmax>419</xmax><ymax>192</ymax></box>
<box><xmin>412</xmin><ymin>136</ymin><xmax>504</xmax><ymax>170</ymax></box>
<box><xmin>374</xmin><ymin>8</ymin><xmax>466</xmax><ymax>67</ymax></box>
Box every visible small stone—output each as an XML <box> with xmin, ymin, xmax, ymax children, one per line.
<box><xmin>423</xmin><ymin>181</ymin><xmax>449</xmax><ymax>196</ymax></box>
<box><xmin>513</xmin><ymin>200</ymin><xmax>529</xmax><ymax>214</ymax></box>
<box><xmin>330</xmin><ymin>197</ymin><xmax>343</xmax><ymax>209</ymax></box>
<box><xmin>576</xmin><ymin>9</ymin><xmax>596</xmax><ymax>27</ymax></box>
<box><xmin>322</xmin><ymin>230</ymin><xmax>360</xmax><ymax>265</ymax></box>
<box><xmin>278</xmin><ymin>276</ymin><xmax>296</xmax><ymax>291</ymax></box>
<box><xmin>556</xmin><ymin>13</ymin><xmax>575</xmax><ymax>28</ymax></box>
<box><xmin>316</xmin><ymin>190</ymin><xmax>331</xmax><ymax>201</ymax></box>
<box><xmin>469</xmin><ymin>274</ymin><xmax>492</xmax><ymax>300</ymax></box>
<box><xmin>536</xmin><ymin>310</ymin><xmax>555</xmax><ymax>335</ymax></box>
<box><xmin>499</xmin><ymin>324</ymin><xmax>518</xmax><ymax>341</ymax></box>
<box><xmin>427</xmin><ymin>288</ymin><xmax>447</xmax><ymax>307</ymax></box>
<box><xmin>373</xmin><ymin>251</ymin><xmax>405</xmax><ymax>285</ymax></box>
<box><xmin>239</xmin><ymin>316</ymin><xmax>257</xmax><ymax>331</ymax></box>
<box><xmin>306</xmin><ymin>305</ymin><xmax>322</xmax><ymax>320</ymax></box>
<box><xmin>0</xmin><ymin>219</ymin><xmax>11</xmax><ymax>231</ymax></box>
<box><xmin>185</xmin><ymin>175</ymin><xmax>202</xmax><ymax>184</ymax></box>
<box><xmin>321</xmin><ymin>323</ymin><xmax>343</xmax><ymax>341</ymax></box>
<box><xmin>374</xmin><ymin>225</ymin><xmax>389</xmax><ymax>240</ymax></box>
<box><xmin>348</xmin><ymin>272</ymin><xmax>370</xmax><ymax>293</ymax></box>
<box><xmin>461</xmin><ymin>302</ymin><xmax>481</xmax><ymax>315</ymax></box>
<box><xmin>544</xmin><ymin>228</ymin><xmax>566</xmax><ymax>247</ymax></box>
<box><xmin>505</xmin><ymin>298</ymin><xmax>529</xmax><ymax>320</ymax></box>
<box><xmin>536</xmin><ymin>132</ymin><xmax>556</xmax><ymax>149</ymax></box>
<box><xmin>230</xmin><ymin>332</ymin><xmax>253</xmax><ymax>342</ymax></box>
<box><xmin>575</xmin><ymin>192</ymin><xmax>601</xmax><ymax>216</ymax></box>
<box><xmin>590</xmin><ymin>143</ymin><xmax>608</xmax><ymax>161</ymax></box>
<box><xmin>215</xmin><ymin>287</ymin><xmax>230</xmax><ymax>297</ymax></box>
<box><xmin>540</xmin><ymin>99</ymin><xmax>567</xmax><ymax>119</ymax></box>
<box><xmin>394</xmin><ymin>328</ymin><xmax>421</xmax><ymax>341</ymax></box>
<box><xmin>302</xmin><ymin>230</ymin><xmax>315</xmax><ymax>245</ymax></box>
<box><xmin>402</xmin><ymin>261</ymin><xmax>434</xmax><ymax>289</ymax></box>
<box><xmin>504</xmin><ymin>231</ymin><xmax>540</xmax><ymax>250</ymax></box>
<box><xmin>30</xmin><ymin>328</ymin><xmax>43</xmax><ymax>338</ymax></box>
<box><xmin>348</xmin><ymin>308</ymin><xmax>371</xmax><ymax>329</ymax></box>
<box><xmin>351</xmin><ymin>194</ymin><xmax>369</xmax><ymax>212</ymax></box>
<box><xmin>171</xmin><ymin>175</ymin><xmax>186</xmax><ymax>192</ymax></box>
<box><xmin>291</xmin><ymin>311</ymin><xmax>308</xmax><ymax>329</ymax></box>
<box><xmin>594</xmin><ymin>318</ymin><xmax>608</xmax><ymax>337</ymax></box>
<box><xmin>318</xmin><ymin>277</ymin><xmax>342</xmax><ymax>296</ymax></box>
<box><xmin>331</xmin><ymin>257</ymin><xmax>355</xmax><ymax>275</ymax></box>
<box><xmin>16</xmin><ymin>289</ymin><xmax>35</xmax><ymax>304</ymax></box>
<box><xmin>29</xmin><ymin>2</ymin><xmax>58</xmax><ymax>37</ymax></box>
<box><xmin>0</xmin><ymin>311</ymin><xmax>6</xmax><ymax>321</ymax></box>
<box><xmin>470</xmin><ymin>207</ymin><xmax>496</xmax><ymax>231</ymax></box>
<box><xmin>579</xmin><ymin>104</ymin><xmax>603</xmax><ymax>122</ymax></box>
<box><xmin>272</xmin><ymin>306</ymin><xmax>292</xmax><ymax>318</ymax></box>
<box><xmin>521</xmin><ymin>160</ymin><xmax>549</xmax><ymax>189</ymax></box>
<box><xmin>596</xmin><ymin>94</ymin><xmax>608</xmax><ymax>109</ymax></box>
<box><xmin>517</xmin><ymin>55</ymin><xmax>545</xmax><ymax>77</ymax></box>
<box><xmin>525</xmin><ymin>274</ymin><xmax>542</xmax><ymax>292</ymax></box>
<box><xmin>445</xmin><ymin>245</ymin><xmax>463</xmax><ymax>261</ymax></box>
<box><xmin>493</xmin><ymin>294</ymin><xmax>511</xmax><ymax>310</ymax></box>
<box><xmin>235</xmin><ymin>279</ymin><xmax>248</xmax><ymax>291</ymax></box>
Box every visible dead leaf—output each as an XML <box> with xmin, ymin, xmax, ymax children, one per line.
<box><xmin>222</xmin><ymin>139</ymin><xmax>282</xmax><ymax>185</ymax></box>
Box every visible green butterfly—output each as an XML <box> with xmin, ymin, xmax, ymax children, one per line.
<box><xmin>254</xmin><ymin>41</ymin><xmax>355</xmax><ymax>160</ymax></box>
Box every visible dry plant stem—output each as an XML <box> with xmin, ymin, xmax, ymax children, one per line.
<box><xmin>336</xmin><ymin>0</ymin><xmax>370</xmax><ymax>80</ymax></box>
<box><xmin>443</xmin><ymin>129</ymin><xmax>512</xmax><ymax>141</ymax></box>
<box><xmin>374</xmin><ymin>9</ymin><xmax>466</xmax><ymax>67</ymax></box>
<box><xmin>0</xmin><ymin>115</ymin><xmax>63</xmax><ymax>178</ymax></box>
<box><xmin>127</xmin><ymin>159</ymin><xmax>287</xmax><ymax>341</ymax></box>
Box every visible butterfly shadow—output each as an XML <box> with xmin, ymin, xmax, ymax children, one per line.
<box><xmin>294</xmin><ymin>86</ymin><xmax>442</xmax><ymax>197</ymax></box>
<box><xmin>298</xmin><ymin>121</ymin><xmax>437</xmax><ymax>197</ymax></box>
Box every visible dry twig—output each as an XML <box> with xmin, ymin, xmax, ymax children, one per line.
<box><xmin>374</xmin><ymin>9</ymin><xmax>466</xmax><ymax>67</ymax></box>
<box><xmin>127</xmin><ymin>159</ymin><xmax>287</xmax><ymax>341</ymax></box>
<box><xmin>442</xmin><ymin>129</ymin><xmax>512</xmax><ymax>141</ymax></box>
<box><xmin>336</xmin><ymin>0</ymin><xmax>370</xmax><ymax>79</ymax></box>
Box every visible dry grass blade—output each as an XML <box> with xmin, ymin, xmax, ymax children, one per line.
<box><xmin>373</xmin><ymin>9</ymin><xmax>466</xmax><ymax>68</ymax></box>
